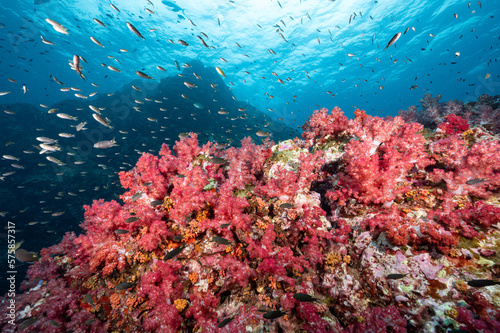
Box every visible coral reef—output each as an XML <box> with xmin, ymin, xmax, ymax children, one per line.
<box><xmin>1</xmin><ymin>96</ymin><xmax>499</xmax><ymax>332</ymax></box>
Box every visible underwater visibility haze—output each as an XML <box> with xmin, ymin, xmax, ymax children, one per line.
<box><xmin>0</xmin><ymin>0</ymin><xmax>499</xmax><ymax>332</ymax></box>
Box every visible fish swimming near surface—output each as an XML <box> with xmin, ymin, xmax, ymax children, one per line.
<box><xmin>383</xmin><ymin>32</ymin><xmax>401</xmax><ymax>51</ymax></box>
<box><xmin>162</xmin><ymin>0</ymin><xmax>185</xmax><ymax>14</ymax></box>
<box><xmin>126</xmin><ymin>22</ymin><xmax>145</xmax><ymax>40</ymax></box>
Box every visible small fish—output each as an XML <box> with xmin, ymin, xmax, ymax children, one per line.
<box><xmin>127</xmin><ymin>22</ymin><xmax>145</xmax><ymax>39</ymax></box>
<box><xmin>114</xmin><ymin>229</ymin><xmax>129</xmax><ymax>234</ymax></box>
<box><xmin>125</xmin><ymin>216</ymin><xmax>140</xmax><ymax>223</ymax></box>
<box><xmin>94</xmin><ymin>139</ymin><xmax>117</xmax><ymax>149</ymax></box>
<box><xmin>156</xmin><ymin>65</ymin><xmax>166</xmax><ymax>71</ymax></box>
<box><xmin>293</xmin><ymin>293</ymin><xmax>317</xmax><ymax>302</ymax></box>
<box><xmin>11</xmin><ymin>240</ymin><xmax>24</xmax><ymax>252</ymax></box>
<box><xmin>280</xmin><ymin>203</ymin><xmax>294</xmax><ymax>209</ymax></box>
<box><xmin>2</xmin><ymin>155</ymin><xmax>19</xmax><ymax>161</ymax></box>
<box><xmin>184</xmin><ymin>81</ymin><xmax>197</xmax><ymax>88</ymax></box>
<box><xmin>383</xmin><ymin>32</ymin><xmax>401</xmax><ymax>51</ymax></box>
<box><xmin>218</xmin><ymin>316</ymin><xmax>234</xmax><ymax>328</ymax></box>
<box><xmin>76</xmin><ymin>121</ymin><xmax>87</xmax><ymax>132</ymax></box>
<box><xmin>178</xmin><ymin>39</ymin><xmax>189</xmax><ymax>46</ymax></box>
<box><xmin>15</xmin><ymin>249</ymin><xmax>39</xmax><ymax>263</ymax></box>
<box><xmin>84</xmin><ymin>294</ymin><xmax>95</xmax><ymax>307</ymax></box>
<box><xmin>110</xmin><ymin>3</ymin><xmax>120</xmax><ymax>12</ymax></box>
<box><xmin>174</xmin><ymin>60</ymin><xmax>180</xmax><ymax>71</ymax></box>
<box><xmin>46</xmin><ymin>18</ymin><xmax>68</xmax><ymax>35</ymax></box>
<box><xmin>263</xmin><ymin>310</ymin><xmax>287</xmax><ymax>319</ymax></box>
<box><xmin>136</xmin><ymin>71</ymin><xmax>153</xmax><ymax>79</ymax></box>
<box><xmin>37</xmin><ymin>137</ymin><xmax>58</xmax><ymax>144</ymax></box>
<box><xmin>215</xmin><ymin>67</ymin><xmax>226</xmax><ymax>78</ymax></box>
<box><xmin>210</xmin><ymin>157</ymin><xmax>228</xmax><ymax>164</ymax></box>
<box><xmin>93</xmin><ymin>113</ymin><xmax>112</xmax><ymax>129</ymax></box>
<box><xmin>212</xmin><ymin>236</ymin><xmax>231</xmax><ymax>245</ymax></box>
<box><xmin>197</xmin><ymin>35</ymin><xmax>209</xmax><ymax>48</ymax></box>
<box><xmin>46</xmin><ymin>156</ymin><xmax>65</xmax><ymax>166</ymax></box>
<box><xmin>19</xmin><ymin>317</ymin><xmax>38</xmax><ymax>329</ymax></box>
<box><xmin>467</xmin><ymin>279</ymin><xmax>500</xmax><ymax>287</ymax></box>
<box><xmin>387</xmin><ymin>273</ymin><xmax>408</xmax><ymax>280</ymax></box>
<box><xmin>220</xmin><ymin>223</ymin><xmax>230</xmax><ymax>228</ymax></box>
<box><xmin>57</xmin><ymin>112</ymin><xmax>77</xmax><ymax>121</ymax></box>
<box><xmin>107</xmin><ymin>65</ymin><xmax>121</xmax><ymax>72</ymax></box>
<box><xmin>256</xmin><ymin>130</ymin><xmax>271</xmax><ymax>137</ymax></box>
<box><xmin>72</xmin><ymin>54</ymin><xmax>84</xmax><ymax>79</ymax></box>
<box><xmin>115</xmin><ymin>282</ymin><xmax>136</xmax><ymax>290</ymax></box>
<box><xmin>93</xmin><ymin>18</ymin><xmax>106</xmax><ymax>27</ymax></box>
<box><xmin>466</xmin><ymin>178</ymin><xmax>485</xmax><ymax>185</ymax></box>
<box><xmin>131</xmin><ymin>192</ymin><xmax>143</xmax><ymax>202</ymax></box>
<box><xmin>164</xmin><ymin>245</ymin><xmax>186</xmax><ymax>260</ymax></box>
<box><xmin>151</xmin><ymin>200</ymin><xmax>164</xmax><ymax>206</ymax></box>
<box><xmin>90</xmin><ymin>36</ymin><xmax>104</xmax><ymax>47</ymax></box>
<box><xmin>40</xmin><ymin>35</ymin><xmax>55</xmax><ymax>45</ymax></box>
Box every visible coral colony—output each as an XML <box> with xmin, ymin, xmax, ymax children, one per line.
<box><xmin>1</xmin><ymin>94</ymin><xmax>500</xmax><ymax>333</ymax></box>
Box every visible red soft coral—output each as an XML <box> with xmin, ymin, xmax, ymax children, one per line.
<box><xmin>302</xmin><ymin>107</ymin><xmax>349</xmax><ymax>146</ymax></box>
<box><xmin>438</xmin><ymin>114</ymin><xmax>469</xmax><ymax>134</ymax></box>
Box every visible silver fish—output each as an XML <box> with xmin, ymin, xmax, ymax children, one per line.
<box><xmin>36</xmin><ymin>137</ymin><xmax>57</xmax><ymax>144</ymax></box>
<box><xmin>136</xmin><ymin>71</ymin><xmax>153</xmax><ymax>79</ymax></box>
<box><xmin>90</xmin><ymin>36</ymin><xmax>104</xmax><ymax>47</ymax></box>
<box><xmin>383</xmin><ymin>32</ymin><xmax>401</xmax><ymax>51</ymax></box>
<box><xmin>126</xmin><ymin>22</ymin><xmax>145</xmax><ymax>39</ymax></box>
<box><xmin>92</xmin><ymin>113</ymin><xmax>112</xmax><ymax>128</ymax></box>
<box><xmin>76</xmin><ymin>122</ymin><xmax>87</xmax><ymax>131</ymax></box>
<box><xmin>93</xmin><ymin>139</ymin><xmax>117</xmax><ymax>149</ymax></box>
<box><xmin>39</xmin><ymin>143</ymin><xmax>60</xmax><ymax>151</ymax></box>
<box><xmin>46</xmin><ymin>18</ymin><xmax>68</xmax><ymax>35</ymax></box>
<box><xmin>93</xmin><ymin>18</ymin><xmax>106</xmax><ymax>28</ymax></box>
<box><xmin>2</xmin><ymin>155</ymin><xmax>19</xmax><ymax>161</ymax></box>
<box><xmin>46</xmin><ymin>156</ymin><xmax>65</xmax><ymax>165</ymax></box>
<box><xmin>56</xmin><ymin>113</ymin><xmax>77</xmax><ymax>120</ymax></box>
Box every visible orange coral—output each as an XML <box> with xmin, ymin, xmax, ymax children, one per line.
<box><xmin>174</xmin><ymin>299</ymin><xmax>189</xmax><ymax>312</ymax></box>
<box><xmin>206</xmin><ymin>273</ymin><xmax>215</xmax><ymax>284</ymax></box>
<box><xmin>125</xmin><ymin>296</ymin><xmax>139</xmax><ymax>308</ymax></box>
<box><xmin>189</xmin><ymin>272</ymin><xmax>199</xmax><ymax>284</ymax></box>
<box><xmin>343</xmin><ymin>254</ymin><xmax>351</xmax><ymax>264</ymax></box>
<box><xmin>109</xmin><ymin>293</ymin><xmax>121</xmax><ymax>310</ymax></box>
<box><xmin>268</xmin><ymin>276</ymin><xmax>280</xmax><ymax>289</ymax></box>
<box><xmin>255</xmin><ymin>197</ymin><xmax>267</xmax><ymax>210</ymax></box>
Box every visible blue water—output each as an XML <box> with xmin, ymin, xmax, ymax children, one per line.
<box><xmin>0</xmin><ymin>0</ymin><xmax>499</xmax><ymax>294</ymax></box>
